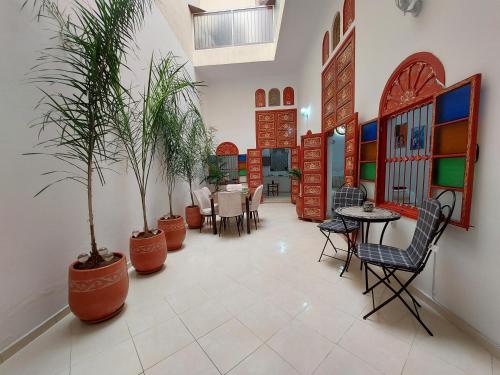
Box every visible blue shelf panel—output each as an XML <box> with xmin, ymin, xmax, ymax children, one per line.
<box><xmin>436</xmin><ymin>83</ymin><xmax>471</xmax><ymax>124</ymax></box>
<box><xmin>361</xmin><ymin>121</ymin><xmax>377</xmax><ymax>142</ymax></box>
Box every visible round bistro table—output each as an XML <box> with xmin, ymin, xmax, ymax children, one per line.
<box><xmin>335</xmin><ymin>206</ymin><xmax>401</xmax><ymax>245</ymax></box>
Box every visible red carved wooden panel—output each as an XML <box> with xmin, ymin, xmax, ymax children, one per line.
<box><xmin>255</xmin><ymin>89</ymin><xmax>266</xmax><ymax>108</ymax></box>
<box><xmin>256</xmin><ymin>109</ymin><xmax>297</xmax><ymax>149</ymax></box>
<box><xmin>301</xmin><ymin>131</ymin><xmax>326</xmax><ymax>220</ymax></box>
<box><xmin>332</xmin><ymin>13</ymin><xmax>341</xmax><ymax>51</ymax></box>
<box><xmin>343</xmin><ymin>113</ymin><xmax>359</xmax><ymax>187</ymax></box>
<box><xmin>269</xmin><ymin>88</ymin><xmax>281</xmax><ymax>106</ymax></box>
<box><xmin>380</xmin><ymin>52</ymin><xmax>446</xmax><ymax>117</ymax></box>
<box><xmin>322</xmin><ymin>30</ymin><xmax>355</xmax><ymax>132</ymax></box>
<box><xmin>283</xmin><ymin>87</ymin><xmax>295</xmax><ymax>106</ymax></box>
<box><xmin>216</xmin><ymin>142</ymin><xmax>239</xmax><ymax>156</ymax></box>
<box><xmin>246</xmin><ymin>149</ymin><xmax>263</xmax><ymax>191</ymax></box>
<box><xmin>343</xmin><ymin>0</ymin><xmax>355</xmax><ymax>34</ymax></box>
<box><xmin>290</xmin><ymin>146</ymin><xmax>300</xmax><ymax>203</ymax></box>
<box><xmin>322</xmin><ymin>31</ymin><xmax>329</xmax><ymax>65</ymax></box>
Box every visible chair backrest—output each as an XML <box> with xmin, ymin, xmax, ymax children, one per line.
<box><xmin>250</xmin><ymin>185</ymin><xmax>263</xmax><ymax>211</ymax></box>
<box><xmin>226</xmin><ymin>184</ymin><xmax>243</xmax><ymax>192</ymax></box>
<box><xmin>332</xmin><ymin>186</ymin><xmax>365</xmax><ymax>213</ymax></box>
<box><xmin>202</xmin><ymin>186</ymin><xmax>211</xmax><ymax>199</ymax></box>
<box><xmin>218</xmin><ymin>191</ymin><xmax>243</xmax><ymax>217</ymax></box>
<box><xmin>193</xmin><ymin>189</ymin><xmax>210</xmax><ymax>211</ymax></box>
<box><xmin>405</xmin><ymin>198</ymin><xmax>443</xmax><ymax>267</ymax></box>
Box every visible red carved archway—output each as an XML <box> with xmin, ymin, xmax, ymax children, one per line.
<box><xmin>343</xmin><ymin>0</ymin><xmax>355</xmax><ymax>33</ymax></box>
<box><xmin>283</xmin><ymin>87</ymin><xmax>295</xmax><ymax>105</ymax></box>
<box><xmin>379</xmin><ymin>52</ymin><xmax>446</xmax><ymax>117</ymax></box>
<box><xmin>216</xmin><ymin>142</ymin><xmax>239</xmax><ymax>156</ymax></box>
<box><xmin>255</xmin><ymin>89</ymin><xmax>266</xmax><ymax>108</ymax></box>
<box><xmin>322</xmin><ymin>31</ymin><xmax>329</xmax><ymax>65</ymax></box>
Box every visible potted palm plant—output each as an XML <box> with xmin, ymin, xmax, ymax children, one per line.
<box><xmin>157</xmin><ymin>69</ymin><xmax>200</xmax><ymax>250</ymax></box>
<box><xmin>179</xmin><ymin>108</ymin><xmax>215</xmax><ymax>229</ymax></box>
<box><xmin>114</xmin><ymin>56</ymin><xmax>193</xmax><ymax>273</ymax></box>
<box><xmin>204</xmin><ymin>158</ymin><xmax>228</xmax><ymax>192</ymax></box>
<box><xmin>25</xmin><ymin>0</ymin><xmax>152</xmax><ymax>321</ymax></box>
<box><xmin>289</xmin><ymin>168</ymin><xmax>304</xmax><ymax>218</ymax></box>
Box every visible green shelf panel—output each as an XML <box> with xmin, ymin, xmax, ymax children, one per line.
<box><xmin>433</xmin><ymin>157</ymin><xmax>465</xmax><ymax>188</ymax></box>
<box><xmin>239</xmin><ymin>170</ymin><xmax>247</xmax><ymax>176</ymax></box>
<box><xmin>360</xmin><ymin>162</ymin><xmax>376</xmax><ymax>181</ymax></box>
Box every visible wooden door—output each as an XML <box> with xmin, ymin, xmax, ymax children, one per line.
<box><xmin>290</xmin><ymin>146</ymin><xmax>300</xmax><ymax>203</ymax></box>
<box><xmin>247</xmin><ymin>149</ymin><xmax>263</xmax><ymax>193</ymax></box>
<box><xmin>344</xmin><ymin>113</ymin><xmax>359</xmax><ymax>187</ymax></box>
<box><xmin>301</xmin><ymin>131</ymin><xmax>326</xmax><ymax>220</ymax></box>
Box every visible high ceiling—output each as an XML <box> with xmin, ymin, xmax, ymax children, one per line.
<box><xmin>196</xmin><ymin>0</ymin><xmax>335</xmax><ymax>81</ymax></box>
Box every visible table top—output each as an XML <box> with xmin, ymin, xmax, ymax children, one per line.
<box><xmin>335</xmin><ymin>206</ymin><xmax>401</xmax><ymax>223</ymax></box>
<box><xmin>210</xmin><ymin>190</ymin><xmax>251</xmax><ymax>199</ymax></box>
<box><xmin>267</xmin><ymin>183</ymin><xmax>279</xmax><ymax>186</ymax></box>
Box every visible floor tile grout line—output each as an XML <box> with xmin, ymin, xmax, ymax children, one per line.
<box><xmin>178</xmin><ymin>314</ymin><xmax>223</xmax><ymax>375</ymax></box>
<box><xmin>127</xmin><ymin>324</ymin><xmax>145</xmax><ymax>375</ymax></box>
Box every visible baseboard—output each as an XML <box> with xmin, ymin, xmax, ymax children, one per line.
<box><xmin>0</xmin><ymin>261</ymin><xmax>135</xmax><ymax>364</ymax></box>
<box><xmin>0</xmin><ymin>305</ymin><xmax>70</xmax><ymax>364</ymax></box>
<box><xmin>411</xmin><ymin>286</ymin><xmax>500</xmax><ymax>360</ymax></box>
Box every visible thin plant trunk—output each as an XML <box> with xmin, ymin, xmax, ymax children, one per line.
<box><xmin>141</xmin><ymin>190</ymin><xmax>149</xmax><ymax>234</ymax></box>
<box><xmin>188</xmin><ymin>177</ymin><xmax>194</xmax><ymax>206</ymax></box>
<box><xmin>88</xmin><ymin>158</ymin><xmax>98</xmax><ymax>256</ymax></box>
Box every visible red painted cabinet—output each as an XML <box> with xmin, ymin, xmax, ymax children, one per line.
<box><xmin>301</xmin><ymin>131</ymin><xmax>326</xmax><ymax>220</ymax></box>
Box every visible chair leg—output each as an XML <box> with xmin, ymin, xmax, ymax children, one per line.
<box><xmin>318</xmin><ymin>231</ymin><xmax>331</xmax><ymax>262</ymax></box>
<box><xmin>253</xmin><ymin>211</ymin><xmax>258</xmax><ymax>230</ymax></box>
<box><xmin>256</xmin><ymin>211</ymin><xmax>260</xmax><ymax>222</ymax></box>
<box><xmin>236</xmin><ymin>216</ymin><xmax>241</xmax><ymax>236</ymax></box>
<box><xmin>218</xmin><ymin>217</ymin><xmax>223</xmax><ymax>237</ymax></box>
<box><xmin>339</xmin><ymin>238</ymin><xmax>351</xmax><ymax>277</ymax></box>
<box><xmin>363</xmin><ymin>264</ymin><xmax>433</xmax><ymax>336</ymax></box>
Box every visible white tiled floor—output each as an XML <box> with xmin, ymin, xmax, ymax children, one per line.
<box><xmin>0</xmin><ymin>203</ymin><xmax>496</xmax><ymax>374</ymax></box>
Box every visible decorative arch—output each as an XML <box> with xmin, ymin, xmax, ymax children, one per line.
<box><xmin>283</xmin><ymin>87</ymin><xmax>295</xmax><ymax>105</ymax></box>
<box><xmin>216</xmin><ymin>142</ymin><xmax>239</xmax><ymax>156</ymax></box>
<box><xmin>332</xmin><ymin>13</ymin><xmax>341</xmax><ymax>51</ymax></box>
<box><xmin>322</xmin><ymin>31</ymin><xmax>330</xmax><ymax>65</ymax></box>
<box><xmin>255</xmin><ymin>89</ymin><xmax>266</xmax><ymax>108</ymax></box>
<box><xmin>269</xmin><ymin>88</ymin><xmax>281</xmax><ymax>106</ymax></box>
<box><xmin>379</xmin><ymin>52</ymin><xmax>446</xmax><ymax>116</ymax></box>
<box><xmin>343</xmin><ymin>0</ymin><xmax>355</xmax><ymax>34</ymax></box>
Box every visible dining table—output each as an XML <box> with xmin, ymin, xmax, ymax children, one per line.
<box><xmin>209</xmin><ymin>190</ymin><xmax>252</xmax><ymax>235</ymax></box>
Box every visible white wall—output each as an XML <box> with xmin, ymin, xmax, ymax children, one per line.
<box><xmin>198</xmin><ymin>72</ymin><xmax>298</xmax><ymax>152</ymax></box>
<box><xmin>295</xmin><ymin>0</ymin><xmax>500</xmax><ymax>346</ymax></box>
<box><xmin>0</xmin><ymin>1</ymin><xmax>194</xmax><ymax>352</ymax></box>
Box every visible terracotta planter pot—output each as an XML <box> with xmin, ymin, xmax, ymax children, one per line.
<box><xmin>296</xmin><ymin>195</ymin><xmax>304</xmax><ymax>218</ymax></box>
<box><xmin>158</xmin><ymin>216</ymin><xmax>186</xmax><ymax>251</ymax></box>
<box><xmin>185</xmin><ymin>206</ymin><xmax>203</xmax><ymax>229</ymax></box>
<box><xmin>130</xmin><ymin>230</ymin><xmax>167</xmax><ymax>274</ymax></box>
<box><xmin>68</xmin><ymin>253</ymin><xmax>128</xmax><ymax>323</ymax></box>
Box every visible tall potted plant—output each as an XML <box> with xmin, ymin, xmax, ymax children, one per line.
<box><xmin>157</xmin><ymin>66</ymin><xmax>200</xmax><ymax>250</ymax></box>
<box><xmin>289</xmin><ymin>168</ymin><xmax>304</xmax><ymax>218</ymax></box>
<box><xmin>114</xmin><ymin>56</ymin><xmax>191</xmax><ymax>273</ymax></box>
<box><xmin>25</xmin><ymin>0</ymin><xmax>152</xmax><ymax>321</ymax></box>
<box><xmin>180</xmin><ymin>108</ymin><xmax>215</xmax><ymax>229</ymax></box>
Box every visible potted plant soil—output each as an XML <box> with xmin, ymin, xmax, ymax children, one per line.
<box><xmin>180</xmin><ymin>109</ymin><xmax>215</xmax><ymax>229</ymax></box>
<box><xmin>289</xmin><ymin>168</ymin><xmax>304</xmax><ymax>218</ymax></box>
<box><xmin>25</xmin><ymin>0</ymin><xmax>152</xmax><ymax>321</ymax></box>
<box><xmin>115</xmin><ymin>56</ymin><xmax>194</xmax><ymax>273</ymax></box>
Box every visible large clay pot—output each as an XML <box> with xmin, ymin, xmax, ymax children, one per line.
<box><xmin>296</xmin><ymin>195</ymin><xmax>304</xmax><ymax>219</ymax></box>
<box><xmin>130</xmin><ymin>230</ymin><xmax>167</xmax><ymax>274</ymax></box>
<box><xmin>158</xmin><ymin>216</ymin><xmax>186</xmax><ymax>251</ymax></box>
<box><xmin>68</xmin><ymin>252</ymin><xmax>128</xmax><ymax>323</ymax></box>
<box><xmin>185</xmin><ymin>206</ymin><xmax>203</xmax><ymax>229</ymax></box>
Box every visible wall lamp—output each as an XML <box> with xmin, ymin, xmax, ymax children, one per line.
<box><xmin>395</xmin><ymin>0</ymin><xmax>422</xmax><ymax>16</ymax></box>
<box><xmin>300</xmin><ymin>106</ymin><xmax>311</xmax><ymax>119</ymax></box>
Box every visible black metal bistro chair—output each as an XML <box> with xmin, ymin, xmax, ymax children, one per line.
<box><xmin>317</xmin><ymin>185</ymin><xmax>366</xmax><ymax>276</ymax></box>
<box><xmin>358</xmin><ymin>190</ymin><xmax>456</xmax><ymax>336</ymax></box>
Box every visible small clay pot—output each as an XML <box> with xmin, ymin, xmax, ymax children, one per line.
<box><xmin>185</xmin><ymin>206</ymin><xmax>203</xmax><ymax>229</ymax></box>
<box><xmin>130</xmin><ymin>230</ymin><xmax>167</xmax><ymax>274</ymax></box>
<box><xmin>158</xmin><ymin>216</ymin><xmax>186</xmax><ymax>251</ymax></box>
<box><xmin>68</xmin><ymin>252</ymin><xmax>128</xmax><ymax>323</ymax></box>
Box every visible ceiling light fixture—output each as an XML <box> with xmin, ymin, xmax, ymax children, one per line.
<box><xmin>395</xmin><ymin>0</ymin><xmax>422</xmax><ymax>17</ymax></box>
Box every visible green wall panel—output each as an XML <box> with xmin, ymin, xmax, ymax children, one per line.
<box><xmin>433</xmin><ymin>157</ymin><xmax>465</xmax><ymax>188</ymax></box>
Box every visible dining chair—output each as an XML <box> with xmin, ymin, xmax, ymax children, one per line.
<box><xmin>248</xmin><ymin>185</ymin><xmax>263</xmax><ymax>230</ymax></box>
<box><xmin>358</xmin><ymin>190</ymin><xmax>456</xmax><ymax>336</ymax></box>
<box><xmin>193</xmin><ymin>189</ymin><xmax>218</xmax><ymax>233</ymax></box>
<box><xmin>317</xmin><ymin>185</ymin><xmax>365</xmax><ymax>276</ymax></box>
<box><xmin>218</xmin><ymin>191</ymin><xmax>244</xmax><ymax>236</ymax></box>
